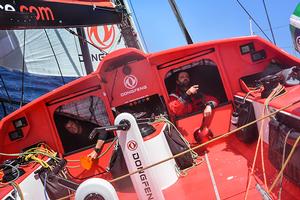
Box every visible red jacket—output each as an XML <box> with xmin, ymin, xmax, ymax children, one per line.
<box><xmin>169</xmin><ymin>88</ymin><xmax>219</xmax><ymax>116</ymax></box>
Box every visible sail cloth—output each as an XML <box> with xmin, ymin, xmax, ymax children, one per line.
<box><xmin>0</xmin><ymin>25</ymin><xmax>126</xmax><ymax>76</ymax></box>
<box><xmin>290</xmin><ymin>3</ymin><xmax>300</xmax><ymax>53</ymax></box>
<box><xmin>0</xmin><ymin>25</ymin><xmax>126</xmax><ymax>119</ymax></box>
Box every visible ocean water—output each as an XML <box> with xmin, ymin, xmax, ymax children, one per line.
<box><xmin>0</xmin><ymin>66</ymin><xmax>77</xmax><ymax>119</ymax></box>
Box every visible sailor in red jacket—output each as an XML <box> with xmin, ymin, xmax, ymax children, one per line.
<box><xmin>169</xmin><ymin>71</ymin><xmax>219</xmax><ymax>143</ymax></box>
<box><xmin>169</xmin><ymin>71</ymin><xmax>219</xmax><ymax>117</ymax></box>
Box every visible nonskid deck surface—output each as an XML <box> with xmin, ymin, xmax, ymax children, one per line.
<box><xmin>163</xmin><ymin>136</ymin><xmax>261</xmax><ymax>200</ymax></box>
<box><xmin>115</xmin><ymin>135</ymin><xmax>300</xmax><ymax>200</ymax></box>
<box><xmin>114</xmin><ymin>135</ymin><xmax>260</xmax><ymax>200</ymax></box>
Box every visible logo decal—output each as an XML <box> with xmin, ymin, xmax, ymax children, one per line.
<box><xmin>127</xmin><ymin>140</ymin><xmax>138</xmax><ymax>151</ymax></box>
<box><xmin>87</xmin><ymin>25</ymin><xmax>116</xmax><ymax>50</ymax></box>
<box><xmin>124</xmin><ymin>75</ymin><xmax>138</xmax><ymax>89</ymax></box>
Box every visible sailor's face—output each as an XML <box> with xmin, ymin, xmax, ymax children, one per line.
<box><xmin>177</xmin><ymin>72</ymin><xmax>190</xmax><ymax>87</ymax></box>
<box><xmin>65</xmin><ymin>120</ymin><xmax>82</xmax><ymax>135</ymax></box>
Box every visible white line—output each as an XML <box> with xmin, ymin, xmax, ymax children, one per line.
<box><xmin>205</xmin><ymin>152</ymin><xmax>221</xmax><ymax>200</ymax></box>
<box><xmin>6</xmin><ymin>30</ymin><xmax>15</xmax><ymax>50</ymax></box>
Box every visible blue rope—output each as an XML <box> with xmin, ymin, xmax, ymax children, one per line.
<box><xmin>44</xmin><ymin>173</ymin><xmax>49</xmax><ymax>200</ymax></box>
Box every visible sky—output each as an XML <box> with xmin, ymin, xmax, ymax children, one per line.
<box><xmin>127</xmin><ymin>0</ymin><xmax>300</xmax><ymax>57</ymax></box>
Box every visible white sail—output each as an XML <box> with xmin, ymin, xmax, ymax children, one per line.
<box><xmin>0</xmin><ymin>25</ymin><xmax>126</xmax><ymax>77</ymax></box>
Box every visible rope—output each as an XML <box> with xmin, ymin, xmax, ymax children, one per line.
<box><xmin>156</xmin><ymin>116</ymin><xmax>198</xmax><ymax>159</ymax></box>
<box><xmin>268</xmin><ymin>135</ymin><xmax>300</xmax><ymax>192</ymax></box>
<box><xmin>25</xmin><ymin>154</ymin><xmax>50</xmax><ymax>168</ymax></box>
<box><xmin>235</xmin><ymin>0</ymin><xmax>272</xmax><ymax>42</ymax></box>
<box><xmin>242</xmin><ymin>88</ymin><xmax>261</xmax><ymax>104</ymax></box>
<box><xmin>20</xmin><ymin>29</ymin><xmax>26</xmax><ymax>108</ymax></box>
<box><xmin>10</xmin><ymin>181</ymin><xmax>24</xmax><ymax>200</ymax></box>
<box><xmin>153</xmin><ymin>116</ymin><xmax>199</xmax><ymax>175</ymax></box>
<box><xmin>57</xmin><ymin>193</ymin><xmax>74</xmax><ymax>200</ymax></box>
<box><xmin>97</xmin><ymin>137</ymin><xmax>118</xmax><ymax>159</ymax></box>
<box><xmin>262</xmin><ymin>0</ymin><xmax>276</xmax><ymax>45</ymax></box>
<box><xmin>109</xmin><ymin>98</ymin><xmax>300</xmax><ymax>184</ymax></box>
<box><xmin>278</xmin><ymin>129</ymin><xmax>293</xmax><ymax>200</ymax></box>
<box><xmin>127</xmin><ymin>0</ymin><xmax>149</xmax><ymax>52</ymax></box>
<box><xmin>0</xmin><ymin>164</ymin><xmax>20</xmax><ymax>188</ymax></box>
<box><xmin>0</xmin><ymin>144</ymin><xmax>59</xmax><ymax>161</ymax></box>
<box><xmin>175</xmin><ymin>157</ymin><xmax>205</xmax><ymax>177</ymax></box>
<box><xmin>66</xmin><ymin>137</ymin><xmax>118</xmax><ymax>164</ymax></box>
<box><xmin>244</xmin><ymin>84</ymin><xmax>286</xmax><ymax>200</ymax></box>
<box><xmin>65</xmin><ymin>28</ymin><xmax>108</xmax><ymax>55</ymax></box>
<box><xmin>44</xmin><ymin>29</ymin><xmax>65</xmax><ymax>85</ymax></box>
<box><xmin>53</xmin><ymin>99</ymin><xmax>300</xmax><ymax>200</ymax></box>
<box><xmin>44</xmin><ymin>173</ymin><xmax>49</xmax><ymax>200</ymax></box>
<box><xmin>0</xmin><ymin>74</ymin><xmax>12</xmax><ymax>105</ymax></box>
<box><xmin>2</xmin><ymin>99</ymin><xmax>299</xmax><ymax>200</ymax></box>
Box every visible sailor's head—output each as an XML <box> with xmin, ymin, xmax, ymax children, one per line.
<box><xmin>65</xmin><ymin>119</ymin><xmax>82</xmax><ymax>135</ymax></box>
<box><xmin>176</xmin><ymin>71</ymin><xmax>190</xmax><ymax>87</ymax></box>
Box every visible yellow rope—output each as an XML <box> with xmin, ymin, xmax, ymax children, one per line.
<box><xmin>97</xmin><ymin>137</ymin><xmax>118</xmax><ymax>159</ymax></box>
<box><xmin>155</xmin><ymin>116</ymin><xmax>198</xmax><ymax>159</ymax></box>
<box><xmin>57</xmin><ymin>192</ymin><xmax>75</xmax><ymax>200</ymax></box>
<box><xmin>109</xmin><ymin>99</ymin><xmax>300</xmax><ymax>184</ymax></box>
<box><xmin>269</xmin><ymin>135</ymin><xmax>300</xmax><ymax>193</ymax></box>
<box><xmin>25</xmin><ymin>154</ymin><xmax>50</xmax><ymax>168</ymax></box>
<box><xmin>278</xmin><ymin>129</ymin><xmax>293</xmax><ymax>200</ymax></box>
<box><xmin>54</xmin><ymin>99</ymin><xmax>299</xmax><ymax>200</ymax></box>
<box><xmin>244</xmin><ymin>84</ymin><xmax>285</xmax><ymax>200</ymax></box>
<box><xmin>10</xmin><ymin>181</ymin><xmax>24</xmax><ymax>200</ymax></box>
<box><xmin>1</xmin><ymin>97</ymin><xmax>299</xmax><ymax>200</ymax></box>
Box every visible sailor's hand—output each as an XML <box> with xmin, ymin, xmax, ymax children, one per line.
<box><xmin>186</xmin><ymin>85</ymin><xmax>199</xmax><ymax>95</ymax></box>
<box><xmin>87</xmin><ymin>150</ymin><xmax>98</xmax><ymax>160</ymax></box>
<box><xmin>204</xmin><ymin>105</ymin><xmax>212</xmax><ymax>117</ymax></box>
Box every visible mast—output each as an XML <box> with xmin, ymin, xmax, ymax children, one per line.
<box><xmin>76</xmin><ymin>28</ymin><xmax>94</xmax><ymax>75</ymax></box>
<box><xmin>168</xmin><ymin>0</ymin><xmax>193</xmax><ymax>44</ymax></box>
<box><xmin>116</xmin><ymin>0</ymin><xmax>144</xmax><ymax>50</ymax></box>
<box><xmin>122</xmin><ymin>0</ymin><xmax>148</xmax><ymax>52</ymax></box>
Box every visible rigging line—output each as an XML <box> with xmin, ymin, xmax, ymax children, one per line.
<box><xmin>0</xmin><ymin>74</ymin><xmax>12</xmax><ymax>104</ymax></box>
<box><xmin>20</xmin><ymin>29</ymin><xmax>26</xmax><ymax>108</ymax></box>
<box><xmin>127</xmin><ymin>0</ymin><xmax>149</xmax><ymax>52</ymax></box>
<box><xmin>65</xmin><ymin>28</ymin><xmax>108</xmax><ymax>55</ymax></box>
<box><xmin>44</xmin><ymin>29</ymin><xmax>66</xmax><ymax>85</ymax></box>
<box><xmin>235</xmin><ymin>0</ymin><xmax>272</xmax><ymax>43</ymax></box>
<box><xmin>0</xmin><ymin>102</ymin><xmax>7</xmax><ymax>117</ymax></box>
<box><xmin>262</xmin><ymin>0</ymin><xmax>276</xmax><ymax>45</ymax></box>
<box><xmin>256</xmin><ymin>24</ymin><xmax>288</xmax><ymax>33</ymax></box>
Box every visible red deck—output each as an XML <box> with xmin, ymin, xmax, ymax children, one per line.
<box><xmin>110</xmin><ymin>135</ymin><xmax>300</xmax><ymax>200</ymax></box>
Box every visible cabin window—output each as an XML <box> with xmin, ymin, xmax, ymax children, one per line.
<box><xmin>53</xmin><ymin>96</ymin><xmax>111</xmax><ymax>154</ymax></box>
<box><xmin>165</xmin><ymin>59</ymin><xmax>227</xmax><ymax>117</ymax></box>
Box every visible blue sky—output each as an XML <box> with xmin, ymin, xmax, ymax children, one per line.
<box><xmin>128</xmin><ymin>0</ymin><xmax>300</xmax><ymax>57</ymax></box>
